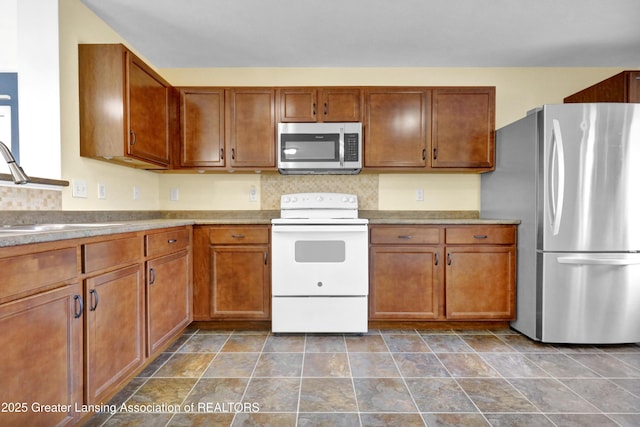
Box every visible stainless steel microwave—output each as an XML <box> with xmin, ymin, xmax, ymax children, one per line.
<box><xmin>277</xmin><ymin>122</ymin><xmax>362</xmax><ymax>174</ymax></box>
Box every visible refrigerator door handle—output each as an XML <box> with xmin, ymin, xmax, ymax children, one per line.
<box><xmin>547</xmin><ymin>119</ymin><xmax>566</xmax><ymax>236</ymax></box>
<box><xmin>557</xmin><ymin>256</ymin><xmax>640</xmax><ymax>266</ymax></box>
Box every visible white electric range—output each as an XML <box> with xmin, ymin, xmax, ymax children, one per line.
<box><xmin>271</xmin><ymin>193</ymin><xmax>368</xmax><ymax>333</ymax></box>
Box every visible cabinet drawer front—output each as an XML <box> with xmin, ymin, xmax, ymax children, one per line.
<box><xmin>370</xmin><ymin>226</ymin><xmax>441</xmax><ymax>245</ymax></box>
<box><xmin>83</xmin><ymin>236</ymin><xmax>141</xmax><ymax>273</ymax></box>
<box><xmin>1</xmin><ymin>247</ymin><xmax>77</xmax><ymax>302</ymax></box>
<box><xmin>209</xmin><ymin>227</ymin><xmax>269</xmax><ymax>244</ymax></box>
<box><xmin>146</xmin><ymin>228</ymin><xmax>190</xmax><ymax>257</ymax></box>
<box><xmin>445</xmin><ymin>226</ymin><xmax>515</xmax><ymax>245</ymax></box>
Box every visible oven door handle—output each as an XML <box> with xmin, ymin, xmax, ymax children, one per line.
<box><xmin>272</xmin><ymin>225</ymin><xmax>367</xmax><ymax>233</ymax></box>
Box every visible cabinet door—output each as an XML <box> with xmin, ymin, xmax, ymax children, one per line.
<box><xmin>278</xmin><ymin>88</ymin><xmax>317</xmax><ymax>122</ymax></box>
<box><xmin>179</xmin><ymin>89</ymin><xmax>225</xmax><ymax>167</ymax></box>
<box><xmin>445</xmin><ymin>246</ymin><xmax>515</xmax><ymax>320</ymax></box>
<box><xmin>147</xmin><ymin>250</ymin><xmax>191</xmax><ymax>356</ymax></box>
<box><xmin>85</xmin><ymin>264</ymin><xmax>144</xmax><ymax>405</ymax></box>
<box><xmin>0</xmin><ymin>284</ymin><xmax>83</xmax><ymax>427</ymax></box>
<box><xmin>369</xmin><ymin>246</ymin><xmax>442</xmax><ymax>319</ymax></box>
<box><xmin>431</xmin><ymin>88</ymin><xmax>495</xmax><ymax>169</ymax></box>
<box><xmin>210</xmin><ymin>246</ymin><xmax>270</xmax><ymax>319</ymax></box>
<box><xmin>128</xmin><ymin>54</ymin><xmax>170</xmax><ymax>166</ymax></box>
<box><xmin>227</xmin><ymin>88</ymin><xmax>276</xmax><ymax>168</ymax></box>
<box><xmin>321</xmin><ymin>88</ymin><xmax>362</xmax><ymax>122</ymax></box>
<box><xmin>365</xmin><ymin>89</ymin><xmax>430</xmax><ymax>167</ymax></box>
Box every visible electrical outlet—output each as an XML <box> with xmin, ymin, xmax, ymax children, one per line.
<box><xmin>415</xmin><ymin>188</ymin><xmax>424</xmax><ymax>202</ymax></box>
<box><xmin>97</xmin><ymin>183</ymin><xmax>106</xmax><ymax>199</ymax></box>
<box><xmin>170</xmin><ymin>188</ymin><xmax>179</xmax><ymax>201</ymax></box>
<box><xmin>249</xmin><ymin>185</ymin><xmax>258</xmax><ymax>202</ymax></box>
<box><xmin>71</xmin><ymin>179</ymin><xmax>88</xmax><ymax>198</ymax></box>
<box><xmin>133</xmin><ymin>186</ymin><xmax>140</xmax><ymax>200</ymax></box>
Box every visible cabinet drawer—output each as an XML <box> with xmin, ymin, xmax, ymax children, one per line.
<box><xmin>370</xmin><ymin>226</ymin><xmax>441</xmax><ymax>245</ymax></box>
<box><xmin>146</xmin><ymin>228</ymin><xmax>190</xmax><ymax>257</ymax></box>
<box><xmin>209</xmin><ymin>227</ymin><xmax>269</xmax><ymax>245</ymax></box>
<box><xmin>445</xmin><ymin>226</ymin><xmax>515</xmax><ymax>245</ymax></box>
<box><xmin>1</xmin><ymin>247</ymin><xmax>78</xmax><ymax>302</ymax></box>
<box><xmin>82</xmin><ymin>236</ymin><xmax>141</xmax><ymax>274</ymax></box>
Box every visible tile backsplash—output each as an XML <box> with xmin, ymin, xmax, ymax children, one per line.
<box><xmin>261</xmin><ymin>174</ymin><xmax>378</xmax><ymax>210</ymax></box>
<box><xmin>0</xmin><ymin>185</ymin><xmax>62</xmax><ymax>210</ymax></box>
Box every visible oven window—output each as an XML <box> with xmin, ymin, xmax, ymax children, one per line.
<box><xmin>295</xmin><ymin>240</ymin><xmax>345</xmax><ymax>262</ymax></box>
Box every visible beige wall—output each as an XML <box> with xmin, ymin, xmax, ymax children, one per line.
<box><xmin>58</xmin><ymin>0</ymin><xmax>625</xmax><ymax>211</ymax></box>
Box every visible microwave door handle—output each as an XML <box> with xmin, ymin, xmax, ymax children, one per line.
<box><xmin>339</xmin><ymin>126</ymin><xmax>345</xmax><ymax>167</ymax></box>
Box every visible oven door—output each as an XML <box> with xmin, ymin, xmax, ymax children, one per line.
<box><xmin>271</xmin><ymin>224</ymin><xmax>368</xmax><ymax>296</ymax></box>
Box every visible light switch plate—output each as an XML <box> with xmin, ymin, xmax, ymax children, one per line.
<box><xmin>97</xmin><ymin>183</ymin><xmax>106</xmax><ymax>199</ymax></box>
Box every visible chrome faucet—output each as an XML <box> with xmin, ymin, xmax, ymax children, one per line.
<box><xmin>0</xmin><ymin>141</ymin><xmax>30</xmax><ymax>184</ymax></box>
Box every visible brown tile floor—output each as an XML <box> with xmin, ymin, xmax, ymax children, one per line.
<box><xmin>83</xmin><ymin>328</ymin><xmax>640</xmax><ymax>427</ymax></box>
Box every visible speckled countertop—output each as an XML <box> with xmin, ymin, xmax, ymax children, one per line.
<box><xmin>0</xmin><ymin>210</ymin><xmax>519</xmax><ymax>248</ymax></box>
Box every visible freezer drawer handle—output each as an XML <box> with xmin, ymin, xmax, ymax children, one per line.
<box><xmin>557</xmin><ymin>257</ymin><xmax>640</xmax><ymax>266</ymax></box>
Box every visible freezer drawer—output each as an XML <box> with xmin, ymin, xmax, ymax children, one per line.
<box><xmin>541</xmin><ymin>252</ymin><xmax>640</xmax><ymax>343</ymax></box>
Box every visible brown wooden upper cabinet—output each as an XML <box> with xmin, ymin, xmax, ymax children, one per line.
<box><xmin>278</xmin><ymin>87</ymin><xmax>362</xmax><ymax>122</ymax></box>
<box><xmin>79</xmin><ymin>44</ymin><xmax>172</xmax><ymax>169</ymax></box>
<box><xmin>364</xmin><ymin>86</ymin><xmax>495</xmax><ymax>172</ymax></box>
<box><xmin>177</xmin><ymin>87</ymin><xmax>277</xmax><ymax>170</ymax></box>
<box><xmin>365</xmin><ymin>88</ymin><xmax>431</xmax><ymax>168</ymax></box>
<box><xmin>431</xmin><ymin>88</ymin><xmax>495</xmax><ymax>170</ymax></box>
<box><xmin>564</xmin><ymin>70</ymin><xmax>640</xmax><ymax>103</ymax></box>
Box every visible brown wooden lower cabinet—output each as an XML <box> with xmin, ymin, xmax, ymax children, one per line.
<box><xmin>146</xmin><ymin>249</ymin><xmax>191</xmax><ymax>355</ymax></box>
<box><xmin>369</xmin><ymin>245</ymin><xmax>442</xmax><ymax>319</ymax></box>
<box><xmin>193</xmin><ymin>225</ymin><xmax>270</xmax><ymax>320</ymax></box>
<box><xmin>84</xmin><ymin>264</ymin><xmax>145</xmax><ymax>405</ymax></box>
<box><xmin>369</xmin><ymin>224</ymin><xmax>516</xmax><ymax>321</ymax></box>
<box><xmin>0</xmin><ymin>283</ymin><xmax>83</xmax><ymax>427</ymax></box>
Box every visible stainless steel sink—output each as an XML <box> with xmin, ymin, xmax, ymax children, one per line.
<box><xmin>0</xmin><ymin>223</ymin><xmax>122</xmax><ymax>233</ymax></box>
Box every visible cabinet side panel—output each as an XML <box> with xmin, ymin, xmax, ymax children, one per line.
<box><xmin>79</xmin><ymin>44</ymin><xmax>126</xmax><ymax>158</ymax></box>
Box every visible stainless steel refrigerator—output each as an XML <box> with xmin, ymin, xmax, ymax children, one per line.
<box><xmin>481</xmin><ymin>103</ymin><xmax>640</xmax><ymax>344</ymax></box>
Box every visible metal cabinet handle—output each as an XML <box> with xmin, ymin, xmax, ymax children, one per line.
<box><xmin>422</xmin><ymin>148</ymin><xmax>427</xmax><ymax>161</ymax></box>
<box><xmin>168</xmin><ymin>239</ymin><xmax>177</xmax><ymax>244</ymax></box>
<box><xmin>447</xmin><ymin>253</ymin><xmax>452</xmax><ymax>266</ymax></box>
<box><xmin>231</xmin><ymin>148</ymin><xmax>235</xmax><ymax>160</ymax></box>
<box><xmin>473</xmin><ymin>235</ymin><xmax>488</xmax><ymax>239</ymax></box>
<box><xmin>264</xmin><ymin>252</ymin><xmax>268</xmax><ymax>265</ymax></box>
<box><xmin>89</xmin><ymin>289</ymin><xmax>99</xmax><ymax>311</ymax></box>
<box><xmin>398</xmin><ymin>235</ymin><xmax>413</xmax><ymax>240</ymax></box>
<box><xmin>149</xmin><ymin>267</ymin><xmax>156</xmax><ymax>285</ymax></box>
<box><xmin>435</xmin><ymin>252</ymin><xmax>439</xmax><ymax>266</ymax></box>
<box><xmin>433</xmin><ymin>147</ymin><xmax>438</xmax><ymax>160</ymax></box>
<box><xmin>324</xmin><ymin>102</ymin><xmax>328</xmax><ymax>115</ymax></box>
<box><xmin>129</xmin><ymin>130</ymin><xmax>136</xmax><ymax>145</ymax></box>
<box><xmin>312</xmin><ymin>103</ymin><xmax>316</xmax><ymax>116</ymax></box>
<box><xmin>231</xmin><ymin>234</ymin><xmax>245</xmax><ymax>239</ymax></box>
<box><xmin>74</xmin><ymin>295</ymin><xmax>84</xmax><ymax>319</ymax></box>
<box><xmin>220</xmin><ymin>147</ymin><xmax>224</xmax><ymax>160</ymax></box>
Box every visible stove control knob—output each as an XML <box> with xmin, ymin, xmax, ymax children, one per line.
<box><xmin>348</xmin><ymin>196</ymin><xmax>356</xmax><ymax>203</ymax></box>
<box><xmin>316</xmin><ymin>196</ymin><xmax>323</xmax><ymax>202</ymax></box>
<box><xmin>342</xmin><ymin>196</ymin><xmax>348</xmax><ymax>202</ymax></box>
<box><xmin>291</xmin><ymin>196</ymin><xmax>298</xmax><ymax>203</ymax></box>
<box><xmin>283</xmin><ymin>196</ymin><xmax>290</xmax><ymax>204</ymax></box>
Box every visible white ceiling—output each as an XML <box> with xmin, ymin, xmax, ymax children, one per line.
<box><xmin>81</xmin><ymin>0</ymin><xmax>640</xmax><ymax>68</ymax></box>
